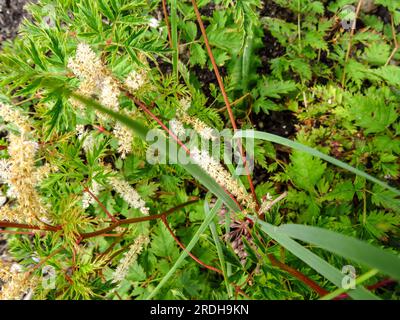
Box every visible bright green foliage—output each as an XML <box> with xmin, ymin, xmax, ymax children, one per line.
<box><xmin>0</xmin><ymin>0</ymin><xmax>399</xmax><ymax>301</ymax></box>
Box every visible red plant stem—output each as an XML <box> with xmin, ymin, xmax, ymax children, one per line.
<box><xmin>83</xmin><ymin>186</ymin><xmax>118</xmax><ymax>223</ymax></box>
<box><xmin>0</xmin><ymin>229</ymin><xmax>35</xmax><ymax>236</ymax></box>
<box><xmin>100</xmin><ymin>233</ymin><xmax>124</xmax><ymax>237</ymax></box>
<box><xmin>98</xmin><ymin>229</ymin><xmax>128</xmax><ymax>260</ymax></box>
<box><xmin>234</xmin><ymin>285</ymin><xmax>251</xmax><ymax>300</ymax></box>
<box><xmin>130</xmin><ymin>94</ymin><xmax>190</xmax><ymax>154</ymax></box>
<box><xmin>81</xmin><ymin>199</ymin><xmax>198</xmax><ymax>239</ymax></box>
<box><xmin>161</xmin><ymin>215</ymin><xmax>223</xmax><ymax>275</ymax></box>
<box><xmin>267</xmin><ymin>253</ymin><xmax>329</xmax><ymax>296</ymax></box>
<box><xmin>93</xmin><ymin>125</ymin><xmax>111</xmax><ymax>134</ymax></box>
<box><xmin>334</xmin><ymin>279</ymin><xmax>397</xmax><ymax>300</ymax></box>
<box><xmin>0</xmin><ymin>221</ymin><xmax>61</xmax><ymax>232</ymax></box>
<box><xmin>341</xmin><ymin>0</ymin><xmax>364</xmax><ymax>87</ymax></box>
<box><xmin>367</xmin><ymin>279</ymin><xmax>396</xmax><ymax>291</ymax></box>
<box><xmin>190</xmin><ymin>0</ymin><xmax>259</xmax><ymax>210</ymax></box>
<box><xmin>161</xmin><ymin>0</ymin><xmax>173</xmax><ymax>48</ymax></box>
<box><xmin>0</xmin><ymin>201</ymin><xmax>198</xmax><ymax>241</ymax></box>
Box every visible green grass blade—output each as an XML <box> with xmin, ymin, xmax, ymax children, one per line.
<box><xmin>205</xmin><ymin>201</ymin><xmax>232</xmax><ymax>298</ymax></box>
<box><xmin>320</xmin><ymin>269</ymin><xmax>379</xmax><ymax>300</ymax></box>
<box><xmin>278</xmin><ymin>224</ymin><xmax>400</xmax><ymax>281</ymax></box>
<box><xmin>170</xmin><ymin>0</ymin><xmax>178</xmax><ymax>79</ymax></box>
<box><xmin>146</xmin><ymin>199</ymin><xmax>223</xmax><ymax>300</ymax></box>
<box><xmin>234</xmin><ymin>130</ymin><xmax>400</xmax><ymax>196</ymax></box>
<box><xmin>250</xmin><ymin>217</ymin><xmax>380</xmax><ymax>300</ymax></box>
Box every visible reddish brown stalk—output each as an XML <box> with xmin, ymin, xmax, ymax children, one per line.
<box><xmin>234</xmin><ymin>285</ymin><xmax>251</xmax><ymax>300</ymax></box>
<box><xmin>114</xmin><ymin>292</ymin><xmax>124</xmax><ymax>300</ymax></box>
<box><xmin>0</xmin><ymin>229</ymin><xmax>35</xmax><ymax>236</ymax></box>
<box><xmin>385</xmin><ymin>14</ymin><xmax>399</xmax><ymax>66</ymax></box>
<box><xmin>0</xmin><ymin>221</ymin><xmax>61</xmax><ymax>232</ymax></box>
<box><xmin>98</xmin><ymin>229</ymin><xmax>128</xmax><ymax>260</ymax></box>
<box><xmin>161</xmin><ymin>0</ymin><xmax>173</xmax><ymax>48</ymax></box>
<box><xmin>129</xmin><ymin>93</ymin><xmax>190</xmax><ymax>154</ymax></box>
<box><xmin>190</xmin><ymin>0</ymin><xmax>259</xmax><ymax>210</ymax></box>
<box><xmin>100</xmin><ymin>233</ymin><xmax>124</xmax><ymax>237</ymax></box>
<box><xmin>161</xmin><ymin>215</ymin><xmax>223</xmax><ymax>274</ymax></box>
<box><xmin>341</xmin><ymin>0</ymin><xmax>364</xmax><ymax>87</ymax></box>
<box><xmin>93</xmin><ymin>125</ymin><xmax>110</xmax><ymax>134</ymax></box>
<box><xmin>267</xmin><ymin>253</ymin><xmax>329</xmax><ymax>296</ymax></box>
<box><xmin>81</xmin><ymin>199</ymin><xmax>199</xmax><ymax>240</ymax></box>
<box><xmin>83</xmin><ymin>186</ymin><xmax>118</xmax><ymax>222</ymax></box>
<box><xmin>333</xmin><ymin>279</ymin><xmax>397</xmax><ymax>300</ymax></box>
<box><xmin>0</xmin><ymin>201</ymin><xmax>198</xmax><ymax>242</ymax></box>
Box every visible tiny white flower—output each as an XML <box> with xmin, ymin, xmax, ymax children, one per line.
<box><xmin>170</xmin><ymin>119</ymin><xmax>186</xmax><ymax>137</ymax></box>
<box><xmin>112</xmin><ymin>235</ymin><xmax>149</xmax><ymax>283</ymax></box>
<box><xmin>109</xmin><ymin>175</ymin><xmax>149</xmax><ymax>215</ymax></box>
<box><xmin>149</xmin><ymin>17</ymin><xmax>160</xmax><ymax>28</ymax></box>
<box><xmin>190</xmin><ymin>147</ymin><xmax>256</xmax><ymax>210</ymax></box>
<box><xmin>113</xmin><ymin>122</ymin><xmax>133</xmax><ymax>159</ymax></box>
<box><xmin>125</xmin><ymin>70</ymin><xmax>146</xmax><ymax>92</ymax></box>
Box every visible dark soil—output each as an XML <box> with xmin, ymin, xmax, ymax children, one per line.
<box><xmin>259</xmin><ymin>0</ymin><xmax>297</xmax><ymax>23</ymax></box>
<box><xmin>191</xmin><ymin>65</ymin><xmax>227</xmax><ymax>101</ymax></box>
<box><xmin>251</xmin><ymin>110</ymin><xmax>296</xmax><ymax>138</ymax></box>
<box><xmin>0</xmin><ymin>0</ymin><xmax>31</xmax><ymax>42</ymax></box>
<box><xmin>198</xmin><ymin>2</ymin><xmax>216</xmax><ymax>17</ymax></box>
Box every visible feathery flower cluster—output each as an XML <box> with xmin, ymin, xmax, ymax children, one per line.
<box><xmin>113</xmin><ymin>122</ymin><xmax>133</xmax><ymax>159</ymax></box>
<box><xmin>70</xmin><ymin>44</ymin><xmax>136</xmax><ymax>159</ymax></box>
<box><xmin>99</xmin><ymin>76</ymin><xmax>120</xmax><ymax>111</ymax></box>
<box><xmin>68</xmin><ymin>43</ymin><xmax>120</xmax><ymax>117</ymax></box>
<box><xmin>180</xmin><ymin>113</ymin><xmax>217</xmax><ymax>141</ymax></box>
<box><xmin>0</xmin><ymin>262</ymin><xmax>37</xmax><ymax>300</ymax></box>
<box><xmin>112</xmin><ymin>235</ymin><xmax>150</xmax><ymax>283</ymax></box>
<box><xmin>0</xmin><ymin>103</ymin><xmax>31</xmax><ymax>134</ymax></box>
<box><xmin>191</xmin><ymin>147</ymin><xmax>256</xmax><ymax>210</ymax></box>
<box><xmin>125</xmin><ymin>70</ymin><xmax>146</xmax><ymax>92</ymax></box>
<box><xmin>179</xmin><ymin>97</ymin><xmax>191</xmax><ymax>111</ymax></box>
<box><xmin>0</xmin><ymin>134</ymin><xmax>48</xmax><ymax>224</ymax></box>
<box><xmin>108</xmin><ymin>175</ymin><xmax>149</xmax><ymax>215</ymax></box>
<box><xmin>67</xmin><ymin>43</ymin><xmax>104</xmax><ymax>82</ymax></box>
<box><xmin>176</xmin><ymin>98</ymin><xmax>217</xmax><ymax>141</ymax></box>
<box><xmin>169</xmin><ymin>119</ymin><xmax>186</xmax><ymax>137</ymax></box>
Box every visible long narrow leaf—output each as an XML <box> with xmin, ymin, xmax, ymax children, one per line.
<box><xmin>170</xmin><ymin>0</ymin><xmax>178</xmax><ymax>78</ymax></box>
<box><xmin>205</xmin><ymin>200</ymin><xmax>232</xmax><ymax>297</ymax></box>
<box><xmin>250</xmin><ymin>217</ymin><xmax>380</xmax><ymax>300</ymax></box>
<box><xmin>234</xmin><ymin>130</ymin><xmax>400</xmax><ymax>196</ymax></box>
<box><xmin>279</xmin><ymin>224</ymin><xmax>400</xmax><ymax>281</ymax></box>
